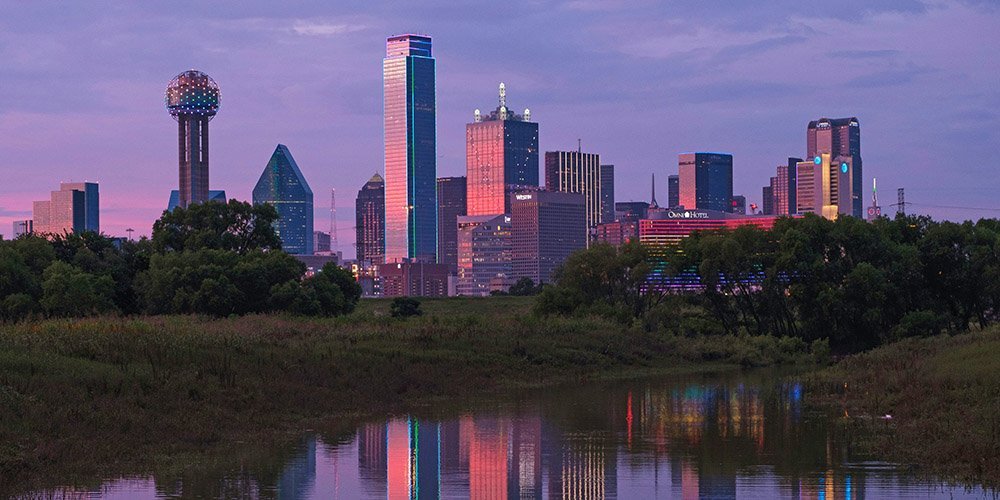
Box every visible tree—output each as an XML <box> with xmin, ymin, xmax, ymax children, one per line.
<box><xmin>40</xmin><ymin>261</ymin><xmax>118</xmax><ymax>317</ymax></box>
<box><xmin>508</xmin><ymin>277</ymin><xmax>541</xmax><ymax>296</ymax></box>
<box><xmin>390</xmin><ymin>297</ymin><xmax>423</xmax><ymax>318</ymax></box>
<box><xmin>151</xmin><ymin>200</ymin><xmax>282</xmax><ymax>254</ymax></box>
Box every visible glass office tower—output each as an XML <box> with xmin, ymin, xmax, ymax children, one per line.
<box><xmin>356</xmin><ymin>174</ymin><xmax>386</xmax><ymax>267</ymax></box>
<box><xmin>252</xmin><ymin>144</ymin><xmax>314</xmax><ymax>255</ymax></box>
<box><xmin>384</xmin><ymin>34</ymin><xmax>437</xmax><ymax>262</ymax></box>
<box><xmin>678</xmin><ymin>153</ymin><xmax>734</xmax><ymax>213</ymax></box>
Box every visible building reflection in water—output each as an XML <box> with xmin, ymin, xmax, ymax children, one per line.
<box><xmin>45</xmin><ymin>376</ymin><xmax>988</xmax><ymax>499</ymax></box>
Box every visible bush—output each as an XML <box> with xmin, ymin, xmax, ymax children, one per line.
<box><xmin>390</xmin><ymin>297</ymin><xmax>423</xmax><ymax>318</ymax></box>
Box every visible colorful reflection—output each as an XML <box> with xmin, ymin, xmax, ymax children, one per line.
<box><xmin>29</xmin><ymin>374</ymin><xmax>990</xmax><ymax>499</ymax></box>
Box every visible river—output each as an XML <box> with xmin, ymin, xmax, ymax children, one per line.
<box><xmin>28</xmin><ymin>370</ymin><xmax>991</xmax><ymax>499</ymax></box>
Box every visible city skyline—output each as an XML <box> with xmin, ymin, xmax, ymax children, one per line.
<box><xmin>2</xmin><ymin>1</ymin><xmax>999</xmax><ymax>248</ymax></box>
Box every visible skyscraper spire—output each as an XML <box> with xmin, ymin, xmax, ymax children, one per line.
<box><xmin>650</xmin><ymin>173</ymin><xmax>659</xmax><ymax>208</ymax></box>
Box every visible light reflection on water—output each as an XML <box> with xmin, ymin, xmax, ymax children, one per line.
<box><xmin>29</xmin><ymin>372</ymin><xmax>993</xmax><ymax>499</ymax></box>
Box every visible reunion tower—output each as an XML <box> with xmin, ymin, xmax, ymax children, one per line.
<box><xmin>165</xmin><ymin>70</ymin><xmax>220</xmax><ymax>209</ymax></box>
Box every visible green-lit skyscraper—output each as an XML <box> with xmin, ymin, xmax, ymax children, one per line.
<box><xmin>253</xmin><ymin>144</ymin><xmax>314</xmax><ymax>255</ymax></box>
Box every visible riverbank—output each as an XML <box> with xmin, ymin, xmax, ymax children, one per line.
<box><xmin>806</xmin><ymin>325</ymin><xmax>1000</xmax><ymax>488</ymax></box>
<box><xmin>0</xmin><ymin>296</ymin><xmax>818</xmax><ymax>494</ymax></box>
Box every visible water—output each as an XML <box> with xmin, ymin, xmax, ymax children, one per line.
<box><xmin>28</xmin><ymin>370</ymin><xmax>992</xmax><ymax>499</ymax></box>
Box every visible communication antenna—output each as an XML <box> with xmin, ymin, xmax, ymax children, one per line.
<box><xmin>330</xmin><ymin>188</ymin><xmax>338</xmax><ymax>253</ymax></box>
<box><xmin>498</xmin><ymin>82</ymin><xmax>506</xmax><ymax>108</ymax></box>
<box><xmin>126</xmin><ymin>228</ymin><xmax>134</xmax><ymax>241</ymax></box>
<box><xmin>474</xmin><ymin>109</ymin><xmax>481</xmax><ymax>122</ymax></box>
<box><xmin>894</xmin><ymin>187</ymin><xmax>907</xmax><ymax>216</ymax></box>
<box><xmin>523</xmin><ymin>108</ymin><xmax>530</xmax><ymax>122</ymax></box>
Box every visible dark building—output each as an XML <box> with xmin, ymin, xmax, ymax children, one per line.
<box><xmin>731</xmin><ymin>194</ymin><xmax>746</xmax><ymax>215</ymax></box>
<box><xmin>437</xmin><ymin>176</ymin><xmax>467</xmax><ymax>273</ymax></box>
<box><xmin>544</xmin><ymin>150</ymin><xmax>603</xmax><ymax>238</ymax></box>
<box><xmin>355</xmin><ymin>173</ymin><xmax>385</xmax><ymax>268</ymax></box>
<box><xmin>808</xmin><ymin>117</ymin><xmax>861</xmax><ymax>217</ymax></box>
<box><xmin>678</xmin><ymin>153</ymin><xmax>733</xmax><ymax>212</ymax></box>
<box><xmin>466</xmin><ymin>83</ymin><xmax>538</xmax><ymax>215</ymax></box>
<box><xmin>667</xmin><ymin>174</ymin><xmax>679</xmax><ymax>209</ymax></box>
<box><xmin>595</xmin><ymin>220</ymin><xmax>639</xmax><ymax>246</ymax></box>
<box><xmin>762</xmin><ymin>183</ymin><xmax>775</xmax><ymax>215</ymax></box>
<box><xmin>511</xmin><ymin>190</ymin><xmax>586</xmax><ymax>285</ymax></box>
<box><xmin>313</xmin><ymin>231</ymin><xmax>331</xmax><ymax>254</ymax></box>
<box><xmin>253</xmin><ymin>144</ymin><xmax>314</xmax><ymax>255</ymax></box>
<box><xmin>615</xmin><ymin>201</ymin><xmax>650</xmax><ymax>222</ymax></box>
<box><xmin>384</xmin><ymin>34</ymin><xmax>437</xmax><ymax>262</ymax></box>
<box><xmin>599</xmin><ymin>164</ymin><xmax>615</xmax><ymax>224</ymax></box>
<box><xmin>378</xmin><ymin>261</ymin><xmax>449</xmax><ymax>297</ymax></box>
<box><xmin>165</xmin><ymin>70</ymin><xmax>220</xmax><ymax>209</ymax></box>
<box><xmin>167</xmin><ymin>189</ymin><xmax>226</xmax><ymax>211</ymax></box>
<box><xmin>783</xmin><ymin>158</ymin><xmax>801</xmax><ymax>215</ymax></box>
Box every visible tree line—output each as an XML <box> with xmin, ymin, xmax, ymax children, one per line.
<box><xmin>0</xmin><ymin>200</ymin><xmax>361</xmax><ymax>321</ymax></box>
<box><xmin>537</xmin><ymin>214</ymin><xmax>1000</xmax><ymax>353</ymax></box>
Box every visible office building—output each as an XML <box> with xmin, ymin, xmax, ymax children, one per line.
<box><xmin>165</xmin><ymin>70</ymin><xmax>220</xmax><ymax>209</ymax></box>
<box><xmin>437</xmin><ymin>176</ymin><xmax>467</xmax><ymax>273</ymax></box>
<box><xmin>31</xmin><ymin>182</ymin><xmax>99</xmax><ymax>236</ymax></box>
<box><xmin>544</xmin><ymin>150</ymin><xmax>603</xmax><ymax>238</ymax></box>
<box><xmin>599</xmin><ymin>164</ymin><xmax>615</xmax><ymax>224</ymax></box>
<box><xmin>511</xmin><ymin>190</ymin><xmax>586</xmax><ymax>284</ymax></box>
<box><xmin>762</xmin><ymin>183</ymin><xmax>775</xmax><ymax>215</ymax></box>
<box><xmin>466</xmin><ymin>83</ymin><xmax>538</xmax><ymax>215</ymax></box>
<box><xmin>378</xmin><ymin>261</ymin><xmax>449</xmax><ymax>297</ymax></box>
<box><xmin>167</xmin><ymin>190</ymin><xmax>226</xmax><ymax>211</ymax></box>
<box><xmin>253</xmin><ymin>144</ymin><xmax>314</xmax><ymax>255</ymax></box>
<box><xmin>678</xmin><ymin>153</ymin><xmax>733</xmax><ymax>212</ymax></box>
<box><xmin>731</xmin><ymin>195</ymin><xmax>746</xmax><ymax>215</ymax></box>
<box><xmin>615</xmin><ymin>201</ymin><xmax>650</xmax><ymax>223</ymax></box>
<box><xmin>59</xmin><ymin>182</ymin><xmax>99</xmax><ymax>232</ymax></box>
<box><xmin>667</xmin><ymin>174</ymin><xmax>679</xmax><ymax>209</ymax></box>
<box><xmin>795</xmin><ymin>153</ymin><xmax>855</xmax><ymax>219</ymax></box>
<box><xmin>314</xmin><ymin>231</ymin><xmax>331</xmax><ymax>254</ymax></box>
<box><xmin>12</xmin><ymin>220</ymin><xmax>33</xmax><ymax>238</ymax></box>
<box><xmin>456</xmin><ymin>214</ymin><xmax>513</xmax><ymax>296</ymax></box>
<box><xmin>594</xmin><ymin>220</ymin><xmax>639</xmax><ymax>246</ymax></box>
<box><xmin>808</xmin><ymin>117</ymin><xmax>861</xmax><ymax>217</ymax></box>
<box><xmin>384</xmin><ymin>34</ymin><xmax>437</xmax><ymax>262</ymax></box>
<box><xmin>355</xmin><ymin>173</ymin><xmax>386</xmax><ymax>268</ymax></box>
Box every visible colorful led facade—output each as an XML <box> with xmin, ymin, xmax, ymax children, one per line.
<box><xmin>808</xmin><ymin>117</ymin><xmax>861</xmax><ymax>217</ymax></box>
<box><xmin>165</xmin><ymin>70</ymin><xmax>220</xmax><ymax>209</ymax></box>
<box><xmin>678</xmin><ymin>153</ymin><xmax>733</xmax><ymax>212</ymax></box>
<box><xmin>355</xmin><ymin>173</ymin><xmax>386</xmax><ymax>268</ymax></box>
<box><xmin>252</xmin><ymin>144</ymin><xmax>314</xmax><ymax>255</ymax></box>
<box><xmin>466</xmin><ymin>83</ymin><xmax>539</xmax><ymax>216</ymax></box>
<box><xmin>384</xmin><ymin>34</ymin><xmax>437</xmax><ymax>263</ymax></box>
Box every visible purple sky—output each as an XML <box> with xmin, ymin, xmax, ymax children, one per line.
<box><xmin>2</xmin><ymin>1</ymin><xmax>998</xmax><ymax>256</ymax></box>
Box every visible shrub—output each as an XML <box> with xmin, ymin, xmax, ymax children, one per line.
<box><xmin>390</xmin><ymin>297</ymin><xmax>423</xmax><ymax>318</ymax></box>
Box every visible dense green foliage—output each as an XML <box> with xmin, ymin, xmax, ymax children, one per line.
<box><xmin>0</xmin><ymin>201</ymin><xmax>360</xmax><ymax>320</ymax></box>
<box><xmin>390</xmin><ymin>297</ymin><xmax>423</xmax><ymax>318</ymax></box>
<box><xmin>0</xmin><ymin>297</ymin><xmax>817</xmax><ymax>492</ymax></box>
<box><xmin>538</xmin><ymin>214</ymin><xmax>1000</xmax><ymax>353</ymax></box>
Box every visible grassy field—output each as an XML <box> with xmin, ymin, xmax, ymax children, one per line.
<box><xmin>0</xmin><ymin>296</ymin><xmax>816</xmax><ymax>494</ymax></box>
<box><xmin>807</xmin><ymin>325</ymin><xmax>1000</xmax><ymax>487</ymax></box>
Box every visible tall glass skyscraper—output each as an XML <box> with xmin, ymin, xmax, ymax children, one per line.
<box><xmin>252</xmin><ymin>144</ymin><xmax>314</xmax><ymax>255</ymax></box>
<box><xmin>384</xmin><ymin>34</ymin><xmax>437</xmax><ymax>262</ymax></box>
<box><xmin>355</xmin><ymin>173</ymin><xmax>386</xmax><ymax>267</ymax></box>
<box><xmin>599</xmin><ymin>164</ymin><xmax>615</xmax><ymax>224</ymax></box>
<box><xmin>544</xmin><ymin>150</ymin><xmax>603</xmax><ymax>241</ymax></box>
<box><xmin>808</xmin><ymin>117</ymin><xmax>861</xmax><ymax>217</ymax></box>
<box><xmin>466</xmin><ymin>83</ymin><xmax>538</xmax><ymax>216</ymax></box>
<box><xmin>678</xmin><ymin>153</ymin><xmax>733</xmax><ymax>213</ymax></box>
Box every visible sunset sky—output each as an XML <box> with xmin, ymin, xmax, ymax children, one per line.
<box><xmin>2</xmin><ymin>0</ymin><xmax>998</xmax><ymax>255</ymax></box>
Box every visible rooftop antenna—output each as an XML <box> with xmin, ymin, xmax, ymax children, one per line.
<box><xmin>474</xmin><ymin>109</ymin><xmax>481</xmax><ymax>122</ymax></box>
<box><xmin>650</xmin><ymin>173</ymin><xmax>659</xmax><ymax>208</ymax></box>
<box><xmin>330</xmin><ymin>188</ymin><xmax>338</xmax><ymax>253</ymax></box>
<box><xmin>498</xmin><ymin>83</ymin><xmax>507</xmax><ymax>120</ymax></box>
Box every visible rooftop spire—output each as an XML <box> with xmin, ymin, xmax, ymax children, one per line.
<box><xmin>650</xmin><ymin>173</ymin><xmax>659</xmax><ymax>208</ymax></box>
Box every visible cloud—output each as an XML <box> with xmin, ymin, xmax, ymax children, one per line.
<box><xmin>292</xmin><ymin>21</ymin><xmax>367</xmax><ymax>37</ymax></box>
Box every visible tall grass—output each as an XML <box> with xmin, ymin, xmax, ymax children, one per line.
<box><xmin>807</xmin><ymin>326</ymin><xmax>1000</xmax><ymax>487</ymax></box>
<box><xmin>0</xmin><ymin>297</ymin><xmax>816</xmax><ymax>493</ymax></box>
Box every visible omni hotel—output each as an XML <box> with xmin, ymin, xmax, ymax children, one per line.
<box><xmin>638</xmin><ymin>208</ymin><xmax>785</xmax><ymax>247</ymax></box>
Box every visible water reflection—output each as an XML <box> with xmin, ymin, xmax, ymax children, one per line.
<box><xmin>29</xmin><ymin>372</ymin><xmax>992</xmax><ymax>499</ymax></box>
